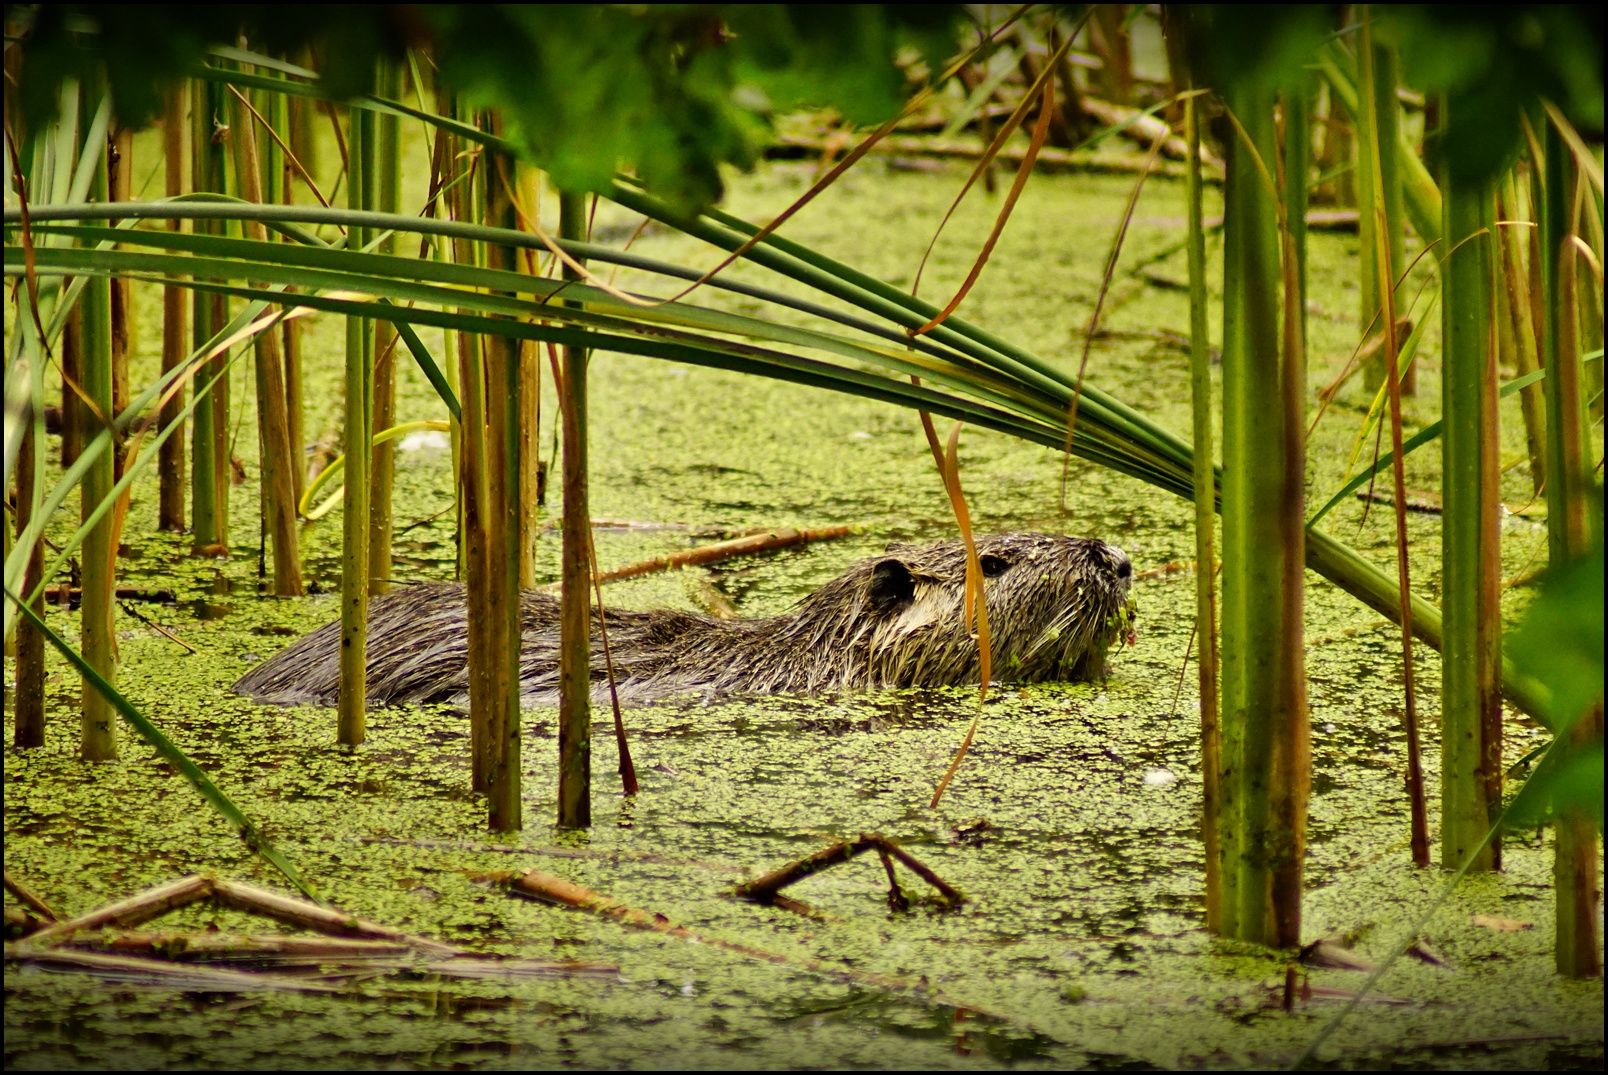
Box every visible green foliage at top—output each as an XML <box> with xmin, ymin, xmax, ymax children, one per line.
<box><xmin>8</xmin><ymin>3</ymin><xmax>963</xmax><ymax>211</ymax></box>
<box><xmin>1387</xmin><ymin>5</ymin><xmax>1604</xmax><ymax>183</ymax></box>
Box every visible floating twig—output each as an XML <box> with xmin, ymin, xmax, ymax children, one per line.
<box><xmin>118</xmin><ymin>601</ymin><xmax>196</xmax><ymax>653</ymax></box>
<box><xmin>537</xmin><ymin>525</ymin><xmax>854</xmax><ymax>592</ymax></box>
<box><xmin>19</xmin><ymin>874</ymin><xmax>460</xmax><ymax>956</ymax></box>
<box><xmin>3</xmin><ymin>870</ymin><xmax>58</xmax><ymax>922</ymax></box>
<box><xmin>733</xmin><ymin>833</ymin><xmax>964</xmax><ymax>907</ymax></box>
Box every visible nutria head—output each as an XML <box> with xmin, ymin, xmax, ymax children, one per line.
<box><xmin>766</xmin><ymin>533</ymin><xmax>1135</xmax><ymax>691</ymax></box>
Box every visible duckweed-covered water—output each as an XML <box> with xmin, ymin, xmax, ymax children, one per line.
<box><xmin>5</xmin><ymin>135</ymin><xmax>1603</xmax><ymax>1069</ymax></box>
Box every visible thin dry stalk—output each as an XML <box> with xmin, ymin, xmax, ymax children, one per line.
<box><xmin>230</xmin><ymin>88</ymin><xmax>302</xmax><ymax>597</ymax></box>
<box><xmin>585</xmin><ymin>524</ymin><xmax>638</xmax><ymax>797</ymax></box>
<box><xmin>1360</xmin><ymin>18</ymin><xmax>1429</xmax><ymax>867</ymax></box>
<box><xmin>1059</xmin><ymin>118</ymin><xmax>1173</xmax><ymax>508</ymax></box>
<box><xmin>909</xmin><ymin>31</ymin><xmax>1077</xmax><ymax>303</ymax></box>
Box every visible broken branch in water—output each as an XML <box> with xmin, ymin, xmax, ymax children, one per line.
<box><xmin>17</xmin><ymin>874</ymin><xmax>460</xmax><ymax>955</ymax></box>
<box><xmin>505</xmin><ymin>867</ymin><xmax>994</xmax><ymax>1018</ymax></box>
<box><xmin>3</xmin><ymin>870</ymin><xmax>58</xmax><ymax>922</ymax></box>
<box><xmin>537</xmin><ymin>525</ymin><xmax>854</xmax><ymax>592</ymax></box>
<box><xmin>732</xmin><ymin>833</ymin><xmax>964</xmax><ymax>907</ymax></box>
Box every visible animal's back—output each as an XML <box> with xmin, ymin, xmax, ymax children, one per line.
<box><xmin>232</xmin><ymin>534</ymin><xmax>1134</xmax><ymax>708</ymax></box>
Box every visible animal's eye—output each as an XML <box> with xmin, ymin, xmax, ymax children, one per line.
<box><xmin>979</xmin><ymin>554</ymin><xmax>1009</xmax><ymax>578</ymax></box>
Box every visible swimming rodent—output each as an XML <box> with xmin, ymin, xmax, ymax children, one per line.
<box><xmin>232</xmin><ymin>532</ymin><xmax>1136</xmax><ymax>707</ymax></box>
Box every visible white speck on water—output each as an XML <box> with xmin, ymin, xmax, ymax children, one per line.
<box><xmin>681</xmin><ymin>978</ymin><xmax>696</xmax><ymax>997</ymax></box>
<box><xmin>399</xmin><ymin>430</ymin><xmax>450</xmax><ymax>452</ymax></box>
<box><xmin>1143</xmin><ymin>768</ymin><xmax>1176</xmax><ymax>787</ymax></box>
<box><xmin>850</xmin><ymin>431</ymin><xmax>872</xmax><ymax>439</ymax></box>
<box><xmin>1322</xmin><ymin>722</ymin><xmax>1336</xmax><ymax>734</ymax></box>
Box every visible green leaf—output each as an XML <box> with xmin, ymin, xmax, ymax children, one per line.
<box><xmin>1507</xmin><ymin>544</ymin><xmax>1604</xmax><ymax>737</ymax></box>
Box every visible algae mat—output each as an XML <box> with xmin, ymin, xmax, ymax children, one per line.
<box><xmin>5</xmin><ymin>154</ymin><xmax>1603</xmax><ymax>1069</ymax></box>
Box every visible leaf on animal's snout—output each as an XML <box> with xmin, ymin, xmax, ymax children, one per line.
<box><xmin>1471</xmin><ymin>914</ymin><xmax>1533</xmax><ymax>932</ymax></box>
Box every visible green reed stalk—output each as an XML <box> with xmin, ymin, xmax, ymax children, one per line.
<box><xmin>159</xmin><ymin>84</ymin><xmax>188</xmax><ymax>530</ymax></box>
<box><xmin>1218</xmin><ymin>86</ymin><xmax>1301</xmax><ymax>946</ymax></box>
<box><xmin>77</xmin><ymin>72</ymin><xmax>117</xmax><ymax>762</ymax></box>
<box><xmin>1284</xmin><ymin>82</ymin><xmax>1310</xmax><ymax>351</ymax></box>
<box><xmin>230</xmin><ymin>84</ymin><xmax>302</xmax><ymax>597</ymax></box>
<box><xmin>189</xmin><ymin>76</ymin><xmax>228</xmax><ymax>550</ymax></box>
<box><xmin>1438</xmin><ymin>124</ymin><xmax>1501</xmax><ymax>873</ymax></box>
<box><xmin>263</xmin><ymin>79</ymin><xmax>303</xmax><ymax>507</ymax></box>
<box><xmin>1356</xmin><ymin>27</ymin><xmax>1407</xmax><ymax>395</ymax></box>
<box><xmin>1497</xmin><ymin>177</ymin><xmax>1547</xmax><ymax>494</ymax></box>
<box><xmin>53</xmin><ymin>82</ymin><xmax>84</xmax><ymax>471</ymax></box>
<box><xmin>1361</xmin><ymin>17</ymin><xmax>1430</xmax><ymax>868</ymax></box>
<box><xmin>443</xmin><ymin>93</ymin><xmax>492</xmax><ymax>793</ymax></box>
<box><xmin>338</xmin><ymin>100</ymin><xmax>374</xmax><ymax>746</ymax></box>
<box><xmin>557</xmin><ymin>188</ymin><xmax>593</xmax><ymax>831</ymax></box>
<box><xmin>515</xmin><ymin>166</ymin><xmax>543</xmax><ymax>587</ymax></box>
<box><xmin>481</xmin><ymin>116</ymin><xmax>523</xmax><ymax>833</ymax></box>
<box><xmin>279</xmin><ymin>84</ymin><xmax>306</xmax><ymax>504</ymax></box>
<box><xmin>369</xmin><ymin>62</ymin><xmax>402</xmax><ymax>596</ymax></box>
<box><xmin>1540</xmin><ymin>123</ymin><xmax>1602</xmax><ymax>979</ymax></box>
<box><xmin>12</xmin><ymin>411</ymin><xmax>45</xmax><ymax>747</ymax></box>
<box><xmin>107</xmin><ymin>124</ymin><xmax>132</xmax><ymax>420</ymax></box>
<box><xmin>60</xmin><ymin>308</ymin><xmax>83</xmax><ymax>469</ymax></box>
<box><xmin>1184</xmin><ymin>91</ymin><xmax>1221</xmax><ymax>933</ymax></box>
<box><xmin>1272</xmin><ymin>86</ymin><xmax>1312</xmax><ymax>948</ymax></box>
<box><xmin>1315</xmin><ymin>40</ymin><xmax>1441</xmax><ymax>244</ymax></box>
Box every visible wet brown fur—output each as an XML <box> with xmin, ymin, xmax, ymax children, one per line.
<box><xmin>232</xmin><ymin>533</ymin><xmax>1133</xmax><ymax>707</ymax></box>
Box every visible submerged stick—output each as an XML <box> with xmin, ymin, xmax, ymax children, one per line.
<box><xmin>3</xmin><ymin>945</ymin><xmax>341</xmax><ymax>993</ymax></box>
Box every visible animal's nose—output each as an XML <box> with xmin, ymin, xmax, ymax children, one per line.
<box><xmin>1107</xmin><ymin>544</ymin><xmax>1132</xmax><ymax>580</ymax></box>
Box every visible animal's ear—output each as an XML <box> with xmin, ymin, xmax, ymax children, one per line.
<box><xmin>868</xmin><ymin>558</ymin><xmax>916</xmax><ymax>614</ymax></box>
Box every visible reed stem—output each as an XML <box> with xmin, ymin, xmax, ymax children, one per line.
<box><xmin>368</xmin><ymin>62</ymin><xmax>402</xmax><ymax>596</ymax></box>
<box><xmin>338</xmin><ymin>100</ymin><xmax>373</xmax><ymax>745</ymax></box>
<box><xmin>230</xmin><ymin>84</ymin><xmax>302</xmax><ymax>598</ymax></box>
<box><xmin>159</xmin><ymin>84</ymin><xmax>187</xmax><ymax>531</ymax></box>
<box><xmin>557</xmin><ymin>189</ymin><xmax>592</xmax><ymax>831</ymax></box>
<box><xmin>481</xmin><ymin>118</ymin><xmax>523</xmax><ymax>833</ymax></box>
<box><xmin>12</xmin><ymin>412</ymin><xmax>45</xmax><ymax>748</ymax></box>
<box><xmin>1496</xmin><ymin>177</ymin><xmax>1547</xmax><ymax>494</ymax></box>
<box><xmin>1217</xmin><ymin>84</ymin><xmax>1300</xmax><ymax>945</ymax></box>
<box><xmin>1438</xmin><ymin>123</ymin><xmax>1501</xmax><ymax>873</ymax></box>
<box><xmin>1361</xmin><ymin>15</ymin><xmax>1430</xmax><ymax>869</ymax></box>
<box><xmin>444</xmin><ymin>95</ymin><xmax>492</xmax><ymax>793</ymax></box>
<box><xmin>189</xmin><ymin>77</ymin><xmax>228</xmax><ymax>550</ymax></box>
<box><xmin>78</xmin><ymin>73</ymin><xmax>117</xmax><ymax>761</ymax></box>
<box><xmin>1184</xmin><ymin>90</ymin><xmax>1222</xmax><ymax>933</ymax></box>
<box><xmin>1541</xmin><ymin>125</ymin><xmax>1602</xmax><ymax>978</ymax></box>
